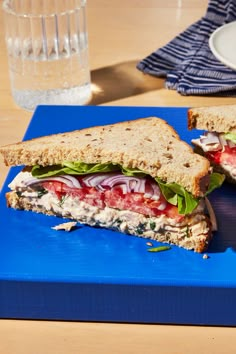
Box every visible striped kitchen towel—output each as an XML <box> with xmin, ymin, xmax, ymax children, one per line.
<box><xmin>137</xmin><ymin>0</ymin><xmax>236</xmax><ymax>95</ymax></box>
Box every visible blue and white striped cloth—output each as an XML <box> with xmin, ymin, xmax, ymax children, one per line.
<box><xmin>137</xmin><ymin>0</ymin><xmax>236</xmax><ymax>96</ymax></box>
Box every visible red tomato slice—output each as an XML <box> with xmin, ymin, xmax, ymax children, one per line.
<box><xmin>42</xmin><ymin>181</ymin><xmax>183</xmax><ymax>220</ymax></box>
<box><xmin>104</xmin><ymin>187</ymin><xmax>183</xmax><ymax>220</ymax></box>
<box><xmin>41</xmin><ymin>181</ymin><xmax>64</xmax><ymax>199</ymax></box>
<box><xmin>220</xmin><ymin>147</ymin><xmax>236</xmax><ymax>166</ymax></box>
<box><xmin>206</xmin><ymin>146</ymin><xmax>236</xmax><ymax>166</ymax></box>
<box><xmin>42</xmin><ymin>181</ymin><xmax>105</xmax><ymax>208</ymax></box>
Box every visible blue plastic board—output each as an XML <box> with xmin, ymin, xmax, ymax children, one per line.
<box><xmin>0</xmin><ymin>105</ymin><xmax>236</xmax><ymax>325</ymax></box>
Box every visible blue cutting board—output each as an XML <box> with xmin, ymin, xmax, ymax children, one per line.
<box><xmin>0</xmin><ymin>105</ymin><xmax>236</xmax><ymax>325</ymax></box>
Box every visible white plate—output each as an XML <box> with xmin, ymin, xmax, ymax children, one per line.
<box><xmin>209</xmin><ymin>21</ymin><xmax>236</xmax><ymax>70</ymax></box>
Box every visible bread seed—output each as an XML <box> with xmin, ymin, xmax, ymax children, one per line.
<box><xmin>203</xmin><ymin>253</ymin><xmax>209</xmax><ymax>259</ymax></box>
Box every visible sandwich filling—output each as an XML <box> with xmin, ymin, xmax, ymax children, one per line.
<box><xmin>192</xmin><ymin>132</ymin><xmax>236</xmax><ymax>179</ymax></box>
<box><xmin>7</xmin><ymin>162</ymin><xmax>223</xmax><ymax>252</ymax></box>
<box><xmin>9</xmin><ymin>170</ymin><xmax>186</xmax><ymax>221</ymax></box>
<box><xmin>8</xmin><ymin>168</ymin><xmax>213</xmax><ymax>252</ymax></box>
<box><xmin>10</xmin><ymin>162</ymin><xmax>224</xmax><ymax>216</ymax></box>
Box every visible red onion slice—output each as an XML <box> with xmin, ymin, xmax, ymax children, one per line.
<box><xmin>100</xmin><ymin>173</ymin><xmax>131</xmax><ymax>192</ymax></box>
<box><xmin>144</xmin><ymin>180</ymin><xmax>161</xmax><ymax>201</ymax></box>
<box><xmin>157</xmin><ymin>201</ymin><xmax>167</xmax><ymax>210</ymax></box>
<box><xmin>82</xmin><ymin>174</ymin><xmax>111</xmax><ymax>187</ymax></box>
<box><xmin>24</xmin><ymin>171</ymin><xmax>163</xmax><ymax>202</ymax></box>
<box><xmin>113</xmin><ymin>184</ymin><xmax>129</xmax><ymax>194</ymax></box>
<box><xmin>150</xmin><ymin>181</ymin><xmax>161</xmax><ymax>201</ymax></box>
<box><xmin>100</xmin><ymin>173</ymin><xmax>151</xmax><ymax>195</ymax></box>
<box><xmin>219</xmin><ymin>134</ymin><xmax>227</xmax><ymax>147</ymax></box>
<box><xmin>131</xmin><ymin>178</ymin><xmax>146</xmax><ymax>194</ymax></box>
<box><xmin>200</xmin><ymin>132</ymin><xmax>220</xmax><ymax>145</ymax></box>
<box><xmin>24</xmin><ymin>175</ymin><xmax>81</xmax><ymax>189</ymax></box>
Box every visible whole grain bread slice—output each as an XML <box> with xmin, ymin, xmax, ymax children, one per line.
<box><xmin>188</xmin><ymin>105</ymin><xmax>236</xmax><ymax>132</ymax></box>
<box><xmin>0</xmin><ymin>117</ymin><xmax>210</xmax><ymax>197</ymax></box>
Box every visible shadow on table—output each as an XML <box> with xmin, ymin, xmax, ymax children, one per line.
<box><xmin>207</xmin><ymin>182</ymin><xmax>236</xmax><ymax>254</ymax></box>
<box><xmin>89</xmin><ymin>59</ymin><xmax>164</xmax><ymax>105</ymax></box>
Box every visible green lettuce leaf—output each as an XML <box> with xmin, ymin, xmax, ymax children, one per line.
<box><xmin>32</xmin><ymin>162</ymin><xmax>147</xmax><ymax>178</ymax></box>
<box><xmin>31</xmin><ymin>162</ymin><xmax>120</xmax><ymax>177</ymax></box>
<box><xmin>224</xmin><ymin>132</ymin><xmax>236</xmax><ymax>144</ymax></box>
<box><xmin>31</xmin><ymin>162</ymin><xmax>224</xmax><ymax>215</ymax></box>
<box><xmin>205</xmin><ymin>172</ymin><xmax>225</xmax><ymax>195</ymax></box>
<box><xmin>121</xmin><ymin>166</ymin><xmax>146</xmax><ymax>177</ymax></box>
<box><xmin>156</xmin><ymin>178</ymin><xmax>199</xmax><ymax>214</ymax></box>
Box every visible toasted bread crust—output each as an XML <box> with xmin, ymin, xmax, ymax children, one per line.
<box><xmin>0</xmin><ymin>117</ymin><xmax>210</xmax><ymax>197</ymax></box>
<box><xmin>6</xmin><ymin>191</ymin><xmax>212</xmax><ymax>253</ymax></box>
<box><xmin>188</xmin><ymin>105</ymin><xmax>236</xmax><ymax>132</ymax></box>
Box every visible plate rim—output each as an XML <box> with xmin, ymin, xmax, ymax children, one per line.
<box><xmin>209</xmin><ymin>20</ymin><xmax>236</xmax><ymax>71</ymax></box>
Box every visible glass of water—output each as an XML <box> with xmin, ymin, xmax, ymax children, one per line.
<box><xmin>2</xmin><ymin>0</ymin><xmax>92</xmax><ymax>111</ymax></box>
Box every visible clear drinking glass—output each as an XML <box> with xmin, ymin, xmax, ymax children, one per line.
<box><xmin>2</xmin><ymin>0</ymin><xmax>92</xmax><ymax>111</ymax></box>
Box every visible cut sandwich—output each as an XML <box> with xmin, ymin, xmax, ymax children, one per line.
<box><xmin>188</xmin><ymin>104</ymin><xmax>236</xmax><ymax>183</ymax></box>
<box><xmin>0</xmin><ymin>117</ymin><xmax>224</xmax><ymax>252</ymax></box>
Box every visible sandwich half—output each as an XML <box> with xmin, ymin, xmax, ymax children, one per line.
<box><xmin>188</xmin><ymin>105</ymin><xmax>236</xmax><ymax>183</ymax></box>
<box><xmin>0</xmin><ymin>117</ymin><xmax>224</xmax><ymax>252</ymax></box>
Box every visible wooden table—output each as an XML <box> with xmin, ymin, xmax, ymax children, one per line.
<box><xmin>0</xmin><ymin>1</ymin><xmax>236</xmax><ymax>353</ymax></box>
